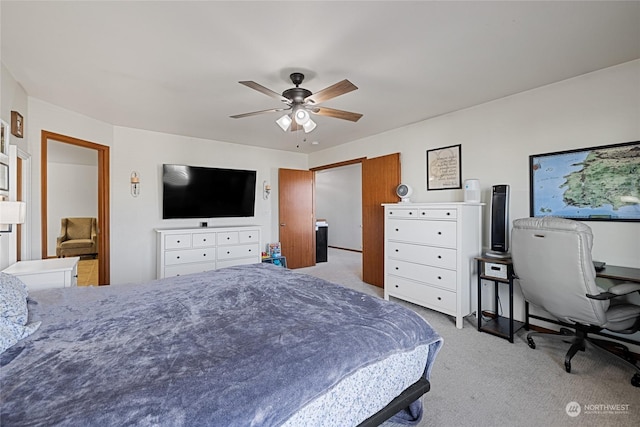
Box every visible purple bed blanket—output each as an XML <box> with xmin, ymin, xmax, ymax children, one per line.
<box><xmin>1</xmin><ymin>263</ymin><xmax>442</xmax><ymax>426</ymax></box>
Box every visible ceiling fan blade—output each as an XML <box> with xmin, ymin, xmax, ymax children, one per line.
<box><xmin>310</xmin><ymin>107</ymin><xmax>363</xmax><ymax>122</ymax></box>
<box><xmin>239</xmin><ymin>81</ymin><xmax>289</xmax><ymax>102</ymax></box>
<box><xmin>304</xmin><ymin>79</ymin><xmax>358</xmax><ymax>104</ymax></box>
<box><xmin>230</xmin><ymin>107</ymin><xmax>290</xmax><ymax>119</ymax></box>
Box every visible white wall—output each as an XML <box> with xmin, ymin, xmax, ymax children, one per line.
<box><xmin>315</xmin><ymin>164</ymin><xmax>362</xmax><ymax>251</ymax></box>
<box><xmin>310</xmin><ymin>60</ymin><xmax>640</xmax><ymax>322</ymax></box>
<box><xmin>0</xmin><ymin>63</ymin><xmax>28</xmax><ymax>269</ymax></box>
<box><xmin>46</xmin><ymin>159</ymin><xmax>98</xmax><ymax>256</ymax></box>
<box><xmin>110</xmin><ymin>126</ymin><xmax>307</xmax><ymax>285</ymax></box>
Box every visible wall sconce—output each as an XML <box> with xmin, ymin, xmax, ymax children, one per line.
<box><xmin>263</xmin><ymin>181</ymin><xmax>271</xmax><ymax>200</ymax></box>
<box><xmin>0</xmin><ymin>201</ymin><xmax>26</xmax><ymax>233</ymax></box>
<box><xmin>131</xmin><ymin>172</ymin><xmax>140</xmax><ymax>197</ymax></box>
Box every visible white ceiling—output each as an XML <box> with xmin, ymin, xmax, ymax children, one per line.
<box><xmin>2</xmin><ymin>1</ymin><xmax>639</xmax><ymax>153</ymax></box>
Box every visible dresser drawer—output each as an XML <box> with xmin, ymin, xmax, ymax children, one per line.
<box><xmin>217</xmin><ymin>243</ymin><xmax>260</xmax><ymax>260</ymax></box>
<box><xmin>192</xmin><ymin>232</ymin><xmax>217</xmax><ymax>247</ymax></box>
<box><xmin>388</xmin><ymin>259</ymin><xmax>457</xmax><ymax>291</ymax></box>
<box><xmin>387</xmin><ymin>276</ymin><xmax>456</xmax><ymax>313</ymax></box>
<box><xmin>387</xmin><ymin>219</ymin><xmax>457</xmax><ymax>248</ymax></box>
<box><xmin>239</xmin><ymin>230</ymin><xmax>260</xmax><ymax>243</ymax></box>
<box><xmin>165</xmin><ymin>234</ymin><xmax>192</xmax><ymax>249</ymax></box>
<box><xmin>387</xmin><ymin>241</ymin><xmax>457</xmax><ymax>269</ymax></box>
<box><xmin>387</xmin><ymin>208</ymin><xmax>419</xmax><ymax>218</ymax></box>
<box><xmin>218</xmin><ymin>232</ymin><xmax>239</xmax><ymax>245</ymax></box>
<box><xmin>164</xmin><ymin>262</ymin><xmax>215</xmax><ymax>278</ymax></box>
<box><xmin>418</xmin><ymin>208</ymin><xmax>457</xmax><ymax>220</ymax></box>
<box><xmin>165</xmin><ymin>248</ymin><xmax>215</xmax><ymax>265</ymax></box>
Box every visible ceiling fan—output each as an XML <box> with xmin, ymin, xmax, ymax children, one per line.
<box><xmin>230</xmin><ymin>72</ymin><xmax>363</xmax><ymax>133</ymax></box>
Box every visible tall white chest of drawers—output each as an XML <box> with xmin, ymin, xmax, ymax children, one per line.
<box><xmin>383</xmin><ymin>203</ymin><xmax>483</xmax><ymax>329</ymax></box>
<box><xmin>156</xmin><ymin>225</ymin><xmax>261</xmax><ymax>279</ymax></box>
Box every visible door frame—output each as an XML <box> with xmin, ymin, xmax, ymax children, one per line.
<box><xmin>40</xmin><ymin>131</ymin><xmax>110</xmax><ymax>285</ymax></box>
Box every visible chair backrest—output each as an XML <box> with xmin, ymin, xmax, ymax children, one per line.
<box><xmin>63</xmin><ymin>217</ymin><xmax>96</xmax><ymax>240</ymax></box>
<box><xmin>511</xmin><ymin>217</ymin><xmax>609</xmax><ymax>327</ymax></box>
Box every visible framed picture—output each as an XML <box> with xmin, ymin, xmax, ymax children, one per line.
<box><xmin>11</xmin><ymin>111</ymin><xmax>24</xmax><ymax>138</ymax></box>
<box><xmin>529</xmin><ymin>141</ymin><xmax>640</xmax><ymax>222</ymax></box>
<box><xmin>0</xmin><ymin>162</ymin><xmax>8</xmax><ymax>191</ymax></box>
<box><xmin>0</xmin><ymin>120</ymin><xmax>7</xmax><ymax>155</ymax></box>
<box><xmin>426</xmin><ymin>144</ymin><xmax>462</xmax><ymax>190</ymax></box>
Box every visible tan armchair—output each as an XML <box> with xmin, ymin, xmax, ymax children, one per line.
<box><xmin>56</xmin><ymin>217</ymin><xmax>98</xmax><ymax>258</ymax></box>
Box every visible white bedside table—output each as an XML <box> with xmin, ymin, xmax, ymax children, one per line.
<box><xmin>2</xmin><ymin>257</ymin><xmax>80</xmax><ymax>291</ymax></box>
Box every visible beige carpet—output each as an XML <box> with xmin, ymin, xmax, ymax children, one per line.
<box><xmin>298</xmin><ymin>248</ymin><xmax>640</xmax><ymax>427</ymax></box>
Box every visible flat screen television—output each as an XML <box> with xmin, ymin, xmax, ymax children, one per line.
<box><xmin>162</xmin><ymin>164</ymin><xmax>257</xmax><ymax>219</ymax></box>
<box><xmin>529</xmin><ymin>141</ymin><xmax>640</xmax><ymax>222</ymax></box>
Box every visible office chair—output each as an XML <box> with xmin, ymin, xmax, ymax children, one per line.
<box><xmin>511</xmin><ymin>217</ymin><xmax>640</xmax><ymax>387</ymax></box>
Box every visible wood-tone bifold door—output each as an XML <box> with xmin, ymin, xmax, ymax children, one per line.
<box><xmin>362</xmin><ymin>153</ymin><xmax>401</xmax><ymax>287</ymax></box>
<box><xmin>278</xmin><ymin>168</ymin><xmax>315</xmax><ymax>269</ymax></box>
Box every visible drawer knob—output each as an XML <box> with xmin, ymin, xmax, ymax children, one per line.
<box><xmin>395</xmin><ymin>285</ymin><xmax>399</xmax><ymax>288</ymax></box>
<box><xmin>437</xmin><ymin>231</ymin><xmax>442</xmax><ymax>235</ymax></box>
<box><xmin>227</xmin><ymin>237</ymin><xmax>230</xmax><ymax>240</ymax></box>
<box><xmin>177</xmin><ymin>256</ymin><xmax>180</xmax><ymax>259</ymax></box>
<box><xmin>437</xmin><ymin>255</ymin><xmax>442</xmax><ymax>259</ymax></box>
<box><xmin>438</xmin><ymin>276</ymin><xmax>442</xmax><ymax>280</ymax></box>
<box><xmin>395</xmin><ymin>249</ymin><xmax>399</xmax><ymax>252</ymax></box>
<box><xmin>395</xmin><ymin>267</ymin><xmax>399</xmax><ymax>270</ymax></box>
<box><xmin>248</xmin><ymin>249</ymin><xmax>252</xmax><ymax>252</ymax></box>
<box><xmin>395</xmin><ymin>228</ymin><xmax>399</xmax><ymax>232</ymax></box>
<box><xmin>227</xmin><ymin>251</ymin><xmax>231</xmax><ymax>254</ymax></box>
<box><xmin>446</xmin><ymin>212</ymin><xmax>451</xmax><ymax>216</ymax></box>
<box><xmin>203</xmin><ymin>254</ymin><xmax>206</xmax><ymax>257</ymax></box>
<box><xmin>437</xmin><ymin>297</ymin><xmax>442</xmax><ymax>301</ymax></box>
<box><xmin>177</xmin><ymin>240</ymin><xmax>181</xmax><ymax>243</ymax></box>
<box><xmin>409</xmin><ymin>212</ymin><xmax>413</xmax><ymax>215</ymax></box>
<box><xmin>203</xmin><ymin>239</ymin><xmax>207</xmax><ymax>242</ymax></box>
<box><xmin>421</xmin><ymin>212</ymin><xmax>426</xmax><ymax>215</ymax></box>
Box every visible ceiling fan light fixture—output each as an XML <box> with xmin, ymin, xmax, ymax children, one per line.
<box><xmin>276</xmin><ymin>114</ymin><xmax>292</xmax><ymax>131</ymax></box>
<box><xmin>294</xmin><ymin>108</ymin><xmax>310</xmax><ymax>125</ymax></box>
<box><xmin>303</xmin><ymin>118</ymin><xmax>316</xmax><ymax>133</ymax></box>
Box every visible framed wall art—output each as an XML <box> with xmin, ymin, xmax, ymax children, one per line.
<box><xmin>0</xmin><ymin>162</ymin><xmax>8</xmax><ymax>191</ymax></box>
<box><xmin>426</xmin><ymin>144</ymin><xmax>462</xmax><ymax>190</ymax></box>
<box><xmin>11</xmin><ymin>111</ymin><xmax>24</xmax><ymax>138</ymax></box>
<box><xmin>0</xmin><ymin>120</ymin><xmax>8</xmax><ymax>156</ymax></box>
<box><xmin>529</xmin><ymin>141</ymin><xmax>640</xmax><ymax>222</ymax></box>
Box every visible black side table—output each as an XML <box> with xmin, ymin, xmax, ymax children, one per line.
<box><xmin>476</xmin><ymin>257</ymin><xmax>524</xmax><ymax>343</ymax></box>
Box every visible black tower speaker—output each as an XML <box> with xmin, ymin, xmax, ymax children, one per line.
<box><xmin>487</xmin><ymin>184</ymin><xmax>510</xmax><ymax>258</ymax></box>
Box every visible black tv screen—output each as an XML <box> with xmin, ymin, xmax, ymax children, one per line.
<box><xmin>162</xmin><ymin>164</ymin><xmax>256</xmax><ymax>219</ymax></box>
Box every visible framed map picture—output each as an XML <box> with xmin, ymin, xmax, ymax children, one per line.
<box><xmin>529</xmin><ymin>141</ymin><xmax>640</xmax><ymax>222</ymax></box>
<box><xmin>426</xmin><ymin>144</ymin><xmax>461</xmax><ymax>190</ymax></box>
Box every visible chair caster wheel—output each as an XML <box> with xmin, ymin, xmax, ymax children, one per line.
<box><xmin>527</xmin><ymin>337</ymin><xmax>536</xmax><ymax>349</ymax></box>
<box><xmin>565</xmin><ymin>360</ymin><xmax>571</xmax><ymax>373</ymax></box>
<box><xmin>632</xmin><ymin>373</ymin><xmax>640</xmax><ymax>388</ymax></box>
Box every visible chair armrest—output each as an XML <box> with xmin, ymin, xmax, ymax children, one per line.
<box><xmin>586</xmin><ymin>282</ymin><xmax>640</xmax><ymax>300</ymax></box>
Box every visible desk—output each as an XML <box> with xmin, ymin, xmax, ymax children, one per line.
<box><xmin>596</xmin><ymin>265</ymin><xmax>640</xmax><ymax>284</ymax></box>
<box><xmin>525</xmin><ymin>264</ymin><xmax>640</xmax><ymax>347</ymax></box>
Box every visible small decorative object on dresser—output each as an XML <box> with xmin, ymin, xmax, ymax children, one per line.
<box><xmin>11</xmin><ymin>111</ymin><xmax>23</xmax><ymax>138</ymax></box>
<box><xmin>383</xmin><ymin>202</ymin><xmax>483</xmax><ymax>329</ymax></box>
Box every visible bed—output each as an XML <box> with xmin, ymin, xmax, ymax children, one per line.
<box><xmin>1</xmin><ymin>263</ymin><xmax>442</xmax><ymax>426</ymax></box>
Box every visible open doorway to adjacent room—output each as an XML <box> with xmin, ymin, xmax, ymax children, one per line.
<box><xmin>41</xmin><ymin>131</ymin><xmax>110</xmax><ymax>285</ymax></box>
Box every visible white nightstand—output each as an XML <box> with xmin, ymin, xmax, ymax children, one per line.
<box><xmin>2</xmin><ymin>257</ymin><xmax>80</xmax><ymax>291</ymax></box>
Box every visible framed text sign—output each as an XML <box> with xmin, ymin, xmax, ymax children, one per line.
<box><xmin>427</xmin><ymin>144</ymin><xmax>462</xmax><ymax>190</ymax></box>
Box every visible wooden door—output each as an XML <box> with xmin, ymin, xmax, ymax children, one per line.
<box><xmin>362</xmin><ymin>153</ymin><xmax>401</xmax><ymax>287</ymax></box>
<box><xmin>278</xmin><ymin>168</ymin><xmax>315</xmax><ymax>269</ymax></box>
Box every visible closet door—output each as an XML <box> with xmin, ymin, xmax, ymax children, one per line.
<box><xmin>362</xmin><ymin>153</ymin><xmax>400</xmax><ymax>287</ymax></box>
<box><xmin>278</xmin><ymin>168</ymin><xmax>315</xmax><ymax>269</ymax></box>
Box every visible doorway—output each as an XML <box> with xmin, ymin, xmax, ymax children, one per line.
<box><xmin>40</xmin><ymin>131</ymin><xmax>110</xmax><ymax>285</ymax></box>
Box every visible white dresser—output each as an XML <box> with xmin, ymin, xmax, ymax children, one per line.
<box><xmin>155</xmin><ymin>225</ymin><xmax>261</xmax><ymax>279</ymax></box>
<box><xmin>2</xmin><ymin>257</ymin><xmax>80</xmax><ymax>291</ymax></box>
<box><xmin>383</xmin><ymin>203</ymin><xmax>483</xmax><ymax>329</ymax></box>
